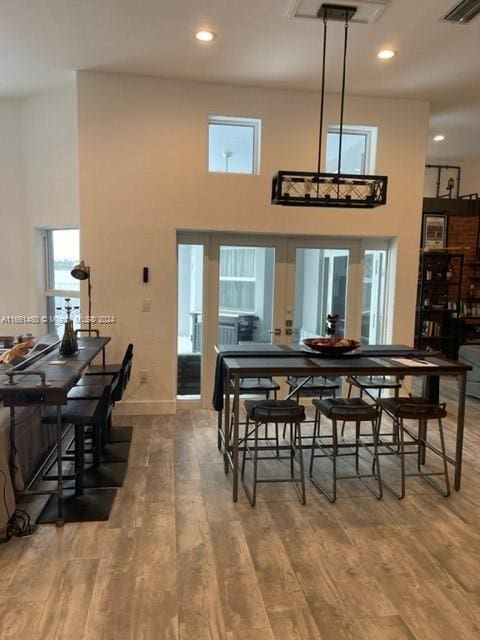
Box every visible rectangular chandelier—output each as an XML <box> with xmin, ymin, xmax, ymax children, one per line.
<box><xmin>271</xmin><ymin>171</ymin><xmax>388</xmax><ymax>208</ymax></box>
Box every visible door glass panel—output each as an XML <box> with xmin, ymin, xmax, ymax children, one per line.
<box><xmin>362</xmin><ymin>249</ymin><xmax>387</xmax><ymax>345</ymax></box>
<box><xmin>294</xmin><ymin>248</ymin><xmax>349</xmax><ymax>340</ymax></box>
<box><xmin>177</xmin><ymin>244</ymin><xmax>203</xmax><ymax>398</ymax></box>
<box><xmin>218</xmin><ymin>245</ymin><xmax>275</xmax><ymax>345</ymax></box>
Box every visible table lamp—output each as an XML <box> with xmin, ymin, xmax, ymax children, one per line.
<box><xmin>71</xmin><ymin>260</ymin><xmax>92</xmax><ymax>333</ymax></box>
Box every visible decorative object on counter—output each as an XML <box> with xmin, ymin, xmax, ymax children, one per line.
<box><xmin>0</xmin><ymin>342</ymin><xmax>29</xmax><ymax>365</ymax></box>
<box><xmin>325</xmin><ymin>313</ymin><xmax>340</xmax><ymax>337</ymax></box>
<box><xmin>303</xmin><ymin>337</ymin><xmax>360</xmax><ymax>356</ymax></box>
<box><xmin>423</xmin><ymin>214</ymin><xmax>447</xmax><ymax>250</ymax></box>
<box><xmin>58</xmin><ymin>298</ymin><xmax>79</xmax><ymax>357</ymax></box>
<box><xmin>71</xmin><ymin>260</ymin><xmax>93</xmax><ymax>333</ymax></box>
<box><xmin>271</xmin><ymin>3</ymin><xmax>388</xmax><ymax>209</ymax></box>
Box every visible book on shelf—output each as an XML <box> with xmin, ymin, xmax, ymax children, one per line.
<box><xmin>421</xmin><ymin>320</ymin><xmax>443</xmax><ymax>337</ymax></box>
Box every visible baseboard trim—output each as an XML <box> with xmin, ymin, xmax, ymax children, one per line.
<box><xmin>114</xmin><ymin>400</ymin><xmax>177</xmax><ymax>416</ymax></box>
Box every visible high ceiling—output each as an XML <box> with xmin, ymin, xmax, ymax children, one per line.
<box><xmin>0</xmin><ymin>0</ymin><xmax>479</xmax><ymax>158</ymax></box>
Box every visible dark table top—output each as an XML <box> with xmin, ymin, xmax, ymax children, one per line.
<box><xmin>0</xmin><ymin>337</ymin><xmax>110</xmax><ymax>407</ymax></box>
<box><xmin>222</xmin><ymin>354</ymin><xmax>470</xmax><ymax>377</ymax></box>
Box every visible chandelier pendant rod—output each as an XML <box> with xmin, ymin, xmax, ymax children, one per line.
<box><xmin>316</xmin><ymin>16</ymin><xmax>328</xmax><ymax>176</ymax></box>
<box><xmin>337</xmin><ymin>13</ymin><xmax>350</xmax><ymax>197</ymax></box>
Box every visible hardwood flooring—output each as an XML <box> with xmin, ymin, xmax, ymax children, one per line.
<box><xmin>1</xmin><ymin>381</ymin><xmax>480</xmax><ymax>639</ymax></box>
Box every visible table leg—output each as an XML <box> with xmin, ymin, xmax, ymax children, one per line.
<box><xmin>232</xmin><ymin>374</ymin><xmax>240</xmax><ymax>502</ymax></box>
<box><xmin>217</xmin><ymin>409</ymin><xmax>223</xmax><ymax>450</ymax></box>
<box><xmin>74</xmin><ymin>424</ymin><xmax>85</xmax><ymax>496</ymax></box>
<box><xmin>224</xmin><ymin>368</ymin><xmax>230</xmax><ymax>474</ymax></box>
<box><xmin>455</xmin><ymin>372</ymin><xmax>467</xmax><ymax>491</ymax></box>
<box><xmin>56</xmin><ymin>406</ymin><xmax>64</xmax><ymax>527</ymax></box>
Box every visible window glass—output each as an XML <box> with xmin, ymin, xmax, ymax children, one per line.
<box><xmin>326</xmin><ymin>126</ymin><xmax>377</xmax><ymax>175</ymax></box>
<box><xmin>45</xmin><ymin>228</ymin><xmax>80</xmax><ymax>333</ymax></box>
<box><xmin>208</xmin><ymin>117</ymin><xmax>260</xmax><ymax>174</ymax></box>
<box><xmin>361</xmin><ymin>249</ymin><xmax>387</xmax><ymax>345</ymax></box>
<box><xmin>177</xmin><ymin>244</ymin><xmax>204</xmax><ymax>398</ymax></box>
<box><xmin>326</xmin><ymin>132</ymin><xmax>367</xmax><ymax>174</ymax></box>
<box><xmin>49</xmin><ymin>229</ymin><xmax>80</xmax><ymax>291</ymax></box>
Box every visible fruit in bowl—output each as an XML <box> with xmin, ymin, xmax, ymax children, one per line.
<box><xmin>302</xmin><ymin>337</ymin><xmax>360</xmax><ymax>355</ymax></box>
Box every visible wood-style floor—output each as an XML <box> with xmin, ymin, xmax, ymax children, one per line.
<box><xmin>1</xmin><ymin>381</ymin><xmax>480</xmax><ymax>639</ymax></box>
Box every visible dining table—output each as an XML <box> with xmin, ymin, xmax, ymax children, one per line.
<box><xmin>213</xmin><ymin>343</ymin><xmax>471</xmax><ymax>502</ymax></box>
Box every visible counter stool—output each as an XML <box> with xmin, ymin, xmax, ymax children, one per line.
<box><xmin>69</xmin><ymin>384</ymin><xmax>128</xmax><ymax>488</ymax></box>
<box><xmin>286</xmin><ymin>376</ymin><xmax>340</xmax><ymax>402</ymax></box>
<box><xmin>283</xmin><ymin>376</ymin><xmax>341</xmax><ymax>443</ymax></box>
<box><xmin>39</xmin><ymin>386</ymin><xmax>117</xmax><ymax>523</ymax></box>
<box><xmin>227</xmin><ymin>377</ymin><xmax>281</xmax><ymax>458</ymax></box>
<box><xmin>85</xmin><ymin>343</ymin><xmax>133</xmax><ymax>377</ymax></box>
<box><xmin>310</xmin><ymin>398</ymin><xmax>382</xmax><ymax>502</ymax></box>
<box><xmin>241</xmin><ymin>399</ymin><xmax>306</xmax><ymax>507</ymax></box>
<box><xmin>377</xmin><ymin>397</ymin><xmax>450</xmax><ymax>499</ymax></box>
<box><xmin>341</xmin><ymin>375</ymin><xmax>402</xmax><ymax>438</ymax></box>
<box><xmin>238</xmin><ymin>377</ymin><xmax>280</xmax><ymax>399</ymax></box>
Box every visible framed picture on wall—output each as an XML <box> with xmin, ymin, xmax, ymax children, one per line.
<box><xmin>423</xmin><ymin>214</ymin><xmax>448</xmax><ymax>250</ymax></box>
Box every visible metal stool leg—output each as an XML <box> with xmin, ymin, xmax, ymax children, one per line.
<box><xmin>294</xmin><ymin>422</ymin><xmax>306</xmax><ymax>505</ymax></box>
<box><xmin>341</xmin><ymin>382</ymin><xmax>353</xmax><ymax>436</ymax></box>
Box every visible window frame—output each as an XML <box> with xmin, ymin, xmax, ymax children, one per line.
<box><xmin>326</xmin><ymin>125</ymin><xmax>378</xmax><ymax>175</ymax></box>
<box><xmin>208</xmin><ymin>115</ymin><xmax>262</xmax><ymax>175</ymax></box>
<box><xmin>42</xmin><ymin>228</ymin><xmax>81</xmax><ymax>332</ymax></box>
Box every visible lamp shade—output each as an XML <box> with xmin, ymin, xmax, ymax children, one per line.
<box><xmin>71</xmin><ymin>260</ymin><xmax>90</xmax><ymax>280</ymax></box>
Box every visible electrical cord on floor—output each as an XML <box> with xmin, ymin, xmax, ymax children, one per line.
<box><xmin>0</xmin><ymin>471</ymin><xmax>36</xmax><ymax>544</ymax></box>
<box><xmin>1</xmin><ymin>409</ymin><xmax>41</xmax><ymax>544</ymax></box>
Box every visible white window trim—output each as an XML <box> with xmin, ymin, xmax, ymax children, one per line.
<box><xmin>327</xmin><ymin>125</ymin><xmax>378</xmax><ymax>174</ymax></box>
<box><xmin>208</xmin><ymin>115</ymin><xmax>261</xmax><ymax>175</ymax></box>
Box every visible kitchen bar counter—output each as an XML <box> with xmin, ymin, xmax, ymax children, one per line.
<box><xmin>0</xmin><ymin>335</ymin><xmax>110</xmax><ymax>531</ymax></box>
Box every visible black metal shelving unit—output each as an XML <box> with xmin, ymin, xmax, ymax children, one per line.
<box><xmin>415</xmin><ymin>252</ymin><xmax>464</xmax><ymax>358</ymax></box>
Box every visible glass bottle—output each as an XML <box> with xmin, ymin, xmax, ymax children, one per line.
<box><xmin>426</xmin><ymin>264</ymin><xmax>433</xmax><ymax>281</ymax></box>
<box><xmin>59</xmin><ymin>298</ymin><xmax>78</xmax><ymax>356</ymax></box>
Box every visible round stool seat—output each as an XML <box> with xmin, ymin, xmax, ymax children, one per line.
<box><xmin>244</xmin><ymin>399</ymin><xmax>305</xmax><ymax>423</ymax></box>
<box><xmin>378</xmin><ymin>397</ymin><xmax>447</xmax><ymax>420</ymax></box>
<box><xmin>347</xmin><ymin>376</ymin><xmax>401</xmax><ymax>390</ymax></box>
<box><xmin>239</xmin><ymin>378</ymin><xmax>280</xmax><ymax>393</ymax></box>
<box><xmin>314</xmin><ymin>397</ymin><xmax>378</xmax><ymax>421</ymax></box>
<box><xmin>287</xmin><ymin>376</ymin><xmax>340</xmax><ymax>391</ymax></box>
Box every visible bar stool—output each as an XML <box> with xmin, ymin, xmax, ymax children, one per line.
<box><xmin>39</xmin><ymin>386</ymin><xmax>117</xmax><ymax>523</ymax></box>
<box><xmin>241</xmin><ymin>399</ymin><xmax>306</xmax><ymax>507</ymax></box>
<box><xmin>310</xmin><ymin>398</ymin><xmax>382</xmax><ymax>502</ymax></box>
<box><xmin>377</xmin><ymin>397</ymin><xmax>450</xmax><ymax>499</ymax></box>
<box><xmin>341</xmin><ymin>375</ymin><xmax>402</xmax><ymax>438</ymax></box>
<box><xmin>85</xmin><ymin>343</ymin><xmax>133</xmax><ymax>377</ymax></box>
<box><xmin>238</xmin><ymin>377</ymin><xmax>280</xmax><ymax>399</ymax></box>
<box><xmin>286</xmin><ymin>376</ymin><xmax>340</xmax><ymax>402</ymax></box>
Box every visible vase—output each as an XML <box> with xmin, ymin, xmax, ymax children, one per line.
<box><xmin>59</xmin><ymin>319</ymin><xmax>78</xmax><ymax>356</ymax></box>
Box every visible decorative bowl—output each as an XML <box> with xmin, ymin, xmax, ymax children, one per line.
<box><xmin>302</xmin><ymin>337</ymin><xmax>361</xmax><ymax>356</ymax></box>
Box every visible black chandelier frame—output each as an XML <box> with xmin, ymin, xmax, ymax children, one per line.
<box><xmin>271</xmin><ymin>3</ymin><xmax>388</xmax><ymax>209</ymax></box>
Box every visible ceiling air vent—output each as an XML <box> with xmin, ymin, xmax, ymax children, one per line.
<box><xmin>443</xmin><ymin>0</ymin><xmax>480</xmax><ymax>23</ymax></box>
<box><xmin>287</xmin><ymin>0</ymin><xmax>389</xmax><ymax>24</ymax></box>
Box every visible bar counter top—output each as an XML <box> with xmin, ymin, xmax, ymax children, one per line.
<box><xmin>0</xmin><ymin>336</ymin><xmax>110</xmax><ymax>407</ymax></box>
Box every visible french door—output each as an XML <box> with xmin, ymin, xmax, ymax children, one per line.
<box><xmin>177</xmin><ymin>233</ymin><xmax>391</xmax><ymax>406</ymax></box>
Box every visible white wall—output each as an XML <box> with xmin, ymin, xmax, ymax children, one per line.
<box><xmin>0</xmin><ymin>99</ymin><xmax>28</xmax><ymax>323</ymax></box>
<box><xmin>0</xmin><ymin>85</ymin><xmax>79</xmax><ymax>338</ymax></box>
<box><xmin>77</xmin><ymin>71</ymin><xmax>429</xmax><ymax>414</ymax></box>
<box><xmin>21</xmin><ymin>85</ymin><xmax>79</xmax><ymax>331</ymax></box>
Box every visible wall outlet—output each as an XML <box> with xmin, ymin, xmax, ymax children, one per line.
<box><xmin>139</xmin><ymin>370</ymin><xmax>149</xmax><ymax>383</ymax></box>
<box><xmin>142</xmin><ymin>299</ymin><xmax>152</xmax><ymax>312</ymax></box>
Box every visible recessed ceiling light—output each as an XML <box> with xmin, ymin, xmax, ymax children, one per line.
<box><xmin>377</xmin><ymin>49</ymin><xmax>395</xmax><ymax>60</ymax></box>
<box><xmin>195</xmin><ymin>30</ymin><xmax>216</xmax><ymax>42</ymax></box>
<box><xmin>433</xmin><ymin>135</ymin><xmax>446</xmax><ymax>142</ymax></box>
